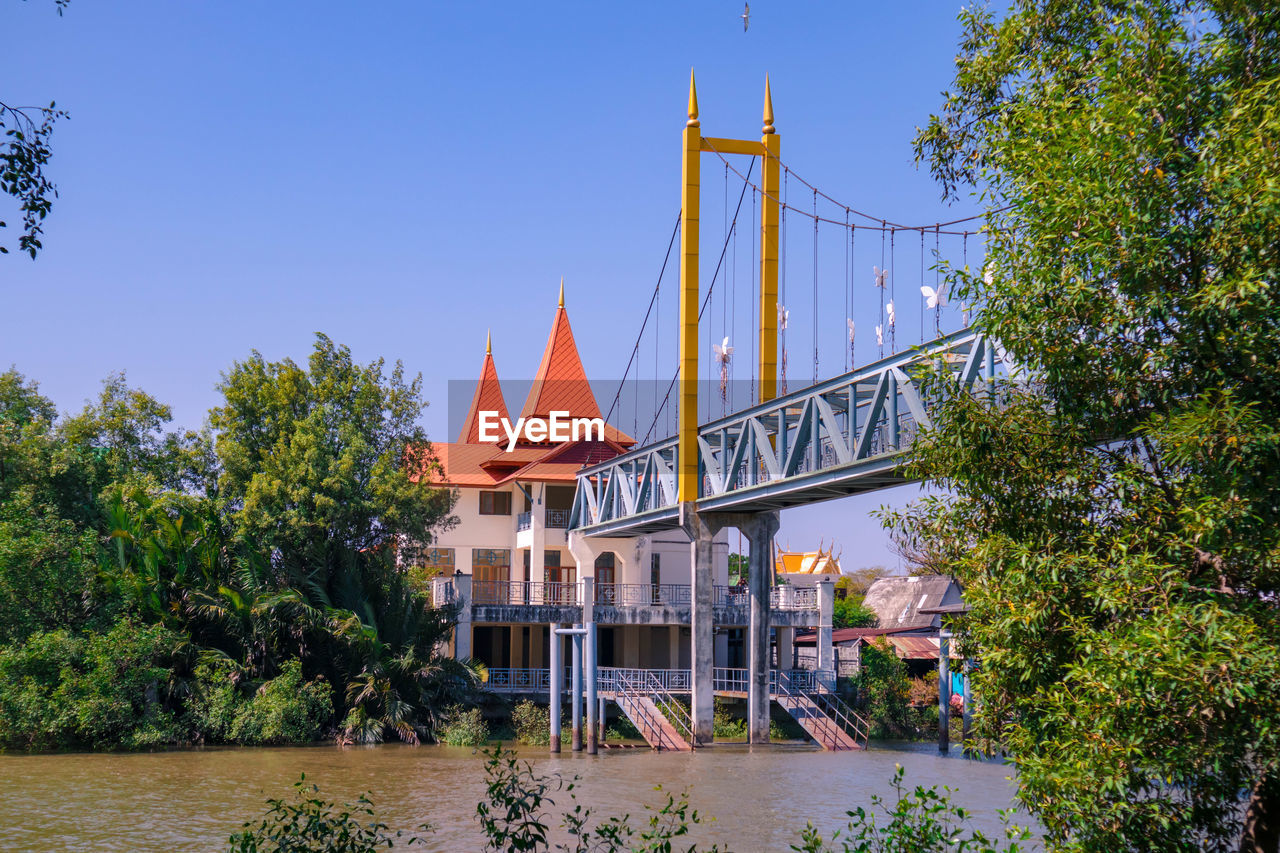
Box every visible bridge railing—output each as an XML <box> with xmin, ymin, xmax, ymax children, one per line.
<box><xmin>570</xmin><ymin>329</ymin><xmax>993</xmax><ymax>532</ymax></box>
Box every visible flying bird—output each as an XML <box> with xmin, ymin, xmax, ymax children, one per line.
<box><xmin>921</xmin><ymin>283</ymin><xmax>948</xmax><ymax>309</ymax></box>
<box><xmin>873</xmin><ymin>265</ymin><xmax>887</xmax><ymax>289</ymax></box>
<box><xmin>741</xmin><ymin>3</ymin><xmax>750</xmax><ymax>31</ymax></box>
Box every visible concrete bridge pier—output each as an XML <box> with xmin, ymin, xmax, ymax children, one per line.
<box><xmin>742</xmin><ymin>512</ymin><xmax>780</xmax><ymax>744</ymax></box>
<box><xmin>683</xmin><ymin>506</ymin><xmax>781</xmax><ymax>746</ymax></box>
<box><xmin>681</xmin><ymin>505</ymin><xmax>720</xmax><ymax>746</ymax></box>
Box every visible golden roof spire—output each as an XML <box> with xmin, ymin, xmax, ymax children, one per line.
<box><xmin>687</xmin><ymin>69</ymin><xmax>700</xmax><ymax>128</ymax></box>
<box><xmin>558</xmin><ymin>276</ymin><xmax>565</xmax><ymax>308</ymax></box>
<box><xmin>763</xmin><ymin>75</ymin><xmax>775</xmax><ymax>134</ymax></box>
<box><xmin>486</xmin><ymin>328</ymin><xmax>491</xmax><ymax>355</ymax></box>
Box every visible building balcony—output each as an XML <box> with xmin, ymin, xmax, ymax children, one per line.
<box><xmin>516</xmin><ymin>509</ymin><xmax>571</xmax><ymax>532</ymax></box>
<box><xmin>430</xmin><ymin>577</ymin><xmax>826</xmax><ymax>628</ymax></box>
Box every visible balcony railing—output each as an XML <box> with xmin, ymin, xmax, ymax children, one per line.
<box><xmin>515</xmin><ymin>509</ymin><xmax>571</xmax><ymax>532</ymax></box>
<box><xmin>472</xmin><ymin>580</ymin><xmax>580</xmax><ymax>606</ymax></box>
<box><xmin>595</xmin><ymin>583</ymin><xmax>692</xmax><ymax>607</ymax></box>
<box><xmin>435</xmin><ymin>578</ymin><xmax>821</xmax><ymax>612</ymax></box>
<box><xmin>713</xmin><ymin>668</ymin><xmax>819</xmax><ymax>693</ymax></box>
<box><xmin>598</xmin><ymin>667</ymin><xmax>692</xmax><ymax>694</ymax></box>
<box><xmin>430</xmin><ymin>578</ymin><xmax>455</xmax><ymax>606</ymax></box>
<box><xmin>712</xmin><ymin>585</ymin><xmax>818</xmax><ymax>610</ymax></box>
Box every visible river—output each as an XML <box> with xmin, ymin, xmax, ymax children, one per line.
<box><xmin>0</xmin><ymin>742</ymin><xmax>1031</xmax><ymax>851</ymax></box>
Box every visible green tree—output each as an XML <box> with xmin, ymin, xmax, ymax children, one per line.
<box><xmin>831</xmin><ymin>596</ymin><xmax>877</xmax><ymax>630</ymax></box>
<box><xmin>210</xmin><ymin>334</ymin><xmax>454</xmax><ymax>593</ymax></box>
<box><xmin>900</xmin><ymin>2</ymin><xmax>1280</xmax><ymax>850</ymax></box>
<box><xmin>3</xmin><ymin>1</ymin><xmax>68</xmax><ymax>258</ymax></box>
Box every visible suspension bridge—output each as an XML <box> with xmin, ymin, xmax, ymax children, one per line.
<box><xmin>548</xmin><ymin>72</ymin><xmax>1004</xmax><ymax>751</ymax></box>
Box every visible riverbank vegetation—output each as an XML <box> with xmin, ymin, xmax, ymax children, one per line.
<box><xmin>894</xmin><ymin>1</ymin><xmax>1280</xmax><ymax>849</ymax></box>
<box><xmin>0</xmin><ymin>336</ymin><xmax>477</xmax><ymax>751</ymax></box>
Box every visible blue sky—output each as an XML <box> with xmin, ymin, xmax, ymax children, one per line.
<box><xmin>2</xmin><ymin>1</ymin><xmax>982</xmax><ymax>570</ymax></box>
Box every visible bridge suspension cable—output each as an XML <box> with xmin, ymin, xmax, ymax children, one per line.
<box><xmin>642</xmin><ymin>156</ymin><xmax>757</xmax><ymax>444</ymax></box>
<box><xmin>602</xmin><ymin>212</ymin><xmax>681</xmax><ymax>433</ymax></box>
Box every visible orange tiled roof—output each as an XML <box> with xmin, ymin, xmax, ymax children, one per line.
<box><xmin>457</xmin><ymin>346</ymin><xmax>509</xmax><ymax>445</ymax></box>
<box><xmin>520</xmin><ymin>303</ymin><xmax>602</xmax><ymax>423</ymax></box>
<box><xmin>413</xmin><ymin>290</ymin><xmax>639</xmax><ymax>488</ymax></box>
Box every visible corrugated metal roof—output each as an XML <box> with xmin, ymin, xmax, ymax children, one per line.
<box><xmin>862</xmin><ymin>575</ymin><xmax>958</xmax><ymax>630</ymax></box>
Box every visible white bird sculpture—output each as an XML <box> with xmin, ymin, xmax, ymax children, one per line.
<box><xmin>921</xmin><ymin>283</ymin><xmax>948</xmax><ymax>309</ymax></box>
<box><xmin>873</xmin><ymin>265</ymin><xmax>887</xmax><ymax>289</ymax></box>
<box><xmin>713</xmin><ymin>336</ymin><xmax>734</xmax><ymax>399</ymax></box>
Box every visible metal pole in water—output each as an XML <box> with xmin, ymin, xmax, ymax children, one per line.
<box><xmin>549</xmin><ymin>622</ymin><xmax>562</xmax><ymax>753</ymax></box>
<box><xmin>571</xmin><ymin>625</ymin><xmax>583</xmax><ymax>752</ymax></box>
<box><xmin>962</xmin><ymin>657</ymin><xmax>973</xmax><ymax>747</ymax></box>
<box><xmin>938</xmin><ymin>629</ymin><xmax>952</xmax><ymax>753</ymax></box>
<box><xmin>586</xmin><ymin>622</ymin><xmax>598</xmax><ymax>754</ymax></box>
<box><xmin>598</xmin><ymin>695</ymin><xmax>607</xmax><ymax>744</ymax></box>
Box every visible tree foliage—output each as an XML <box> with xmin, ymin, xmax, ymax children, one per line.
<box><xmin>0</xmin><ymin>334</ymin><xmax>470</xmax><ymax>751</ymax></box>
<box><xmin>897</xmin><ymin>2</ymin><xmax>1280</xmax><ymax>849</ymax></box>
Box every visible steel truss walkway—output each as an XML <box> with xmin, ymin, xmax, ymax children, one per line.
<box><xmin>569</xmin><ymin>329</ymin><xmax>999</xmax><ymax>536</ymax></box>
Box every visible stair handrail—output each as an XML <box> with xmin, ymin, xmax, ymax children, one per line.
<box><xmin>636</xmin><ymin>670</ymin><xmax>694</xmax><ymax>744</ymax></box>
<box><xmin>774</xmin><ymin>671</ymin><xmax>845</xmax><ymax>748</ymax></box>
<box><xmin>808</xmin><ymin>682</ymin><xmax>870</xmax><ymax>748</ymax></box>
<box><xmin>615</xmin><ymin>670</ymin><xmax>687</xmax><ymax>751</ymax></box>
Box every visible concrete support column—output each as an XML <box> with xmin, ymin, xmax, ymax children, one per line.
<box><xmin>817</xmin><ymin>578</ymin><xmax>835</xmax><ymax>686</ymax></box>
<box><xmin>776</xmin><ymin>627</ymin><xmax>794</xmax><ymax>672</ymax></box>
<box><xmin>962</xmin><ymin>658</ymin><xmax>973</xmax><ymax>746</ymax></box>
<box><xmin>453</xmin><ymin>572</ymin><xmax>473</xmax><ymax>661</ymax></box>
<box><xmin>681</xmin><ymin>503</ymin><xmax>718</xmax><ymax>746</ymax></box>
<box><xmin>744</xmin><ymin>513</ymin><xmax>779</xmax><ymax>744</ymax></box>
<box><xmin>584</xmin><ymin>584</ymin><xmax>598</xmax><ymax>756</ymax></box>
<box><xmin>530</xmin><ymin>484</ymin><xmax>546</xmax><ymax>591</ymax></box>
<box><xmin>549</xmin><ymin>621</ymin><xmax>562</xmax><ymax>753</ymax></box>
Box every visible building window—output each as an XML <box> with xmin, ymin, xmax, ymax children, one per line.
<box><xmin>418</xmin><ymin>547</ymin><xmax>454</xmax><ymax>572</ymax></box>
<box><xmin>473</xmin><ymin>548</ymin><xmax>511</xmax><ymax>584</ymax></box>
<box><xmin>544</xmin><ymin>550</ymin><xmax>561</xmax><ymax>568</ymax></box>
<box><xmin>479</xmin><ymin>491</ymin><xmax>512</xmax><ymax>515</ymax></box>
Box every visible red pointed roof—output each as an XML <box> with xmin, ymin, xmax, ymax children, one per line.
<box><xmin>519</xmin><ymin>301</ymin><xmax>602</xmax><ymax>422</ymax></box>
<box><xmin>458</xmin><ymin>341</ymin><xmax>509</xmax><ymax>445</ymax></box>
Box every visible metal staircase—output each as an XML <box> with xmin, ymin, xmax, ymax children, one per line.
<box><xmin>773</xmin><ymin>672</ymin><xmax>868</xmax><ymax>751</ymax></box>
<box><xmin>603</xmin><ymin>668</ymin><xmax>694</xmax><ymax>752</ymax></box>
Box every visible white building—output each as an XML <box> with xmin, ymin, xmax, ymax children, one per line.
<box><xmin>411</xmin><ymin>291</ymin><xmax>828</xmax><ymax>688</ymax></box>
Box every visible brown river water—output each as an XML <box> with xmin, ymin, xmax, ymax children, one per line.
<box><xmin>0</xmin><ymin>742</ymin><xmax>1030</xmax><ymax>851</ymax></box>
